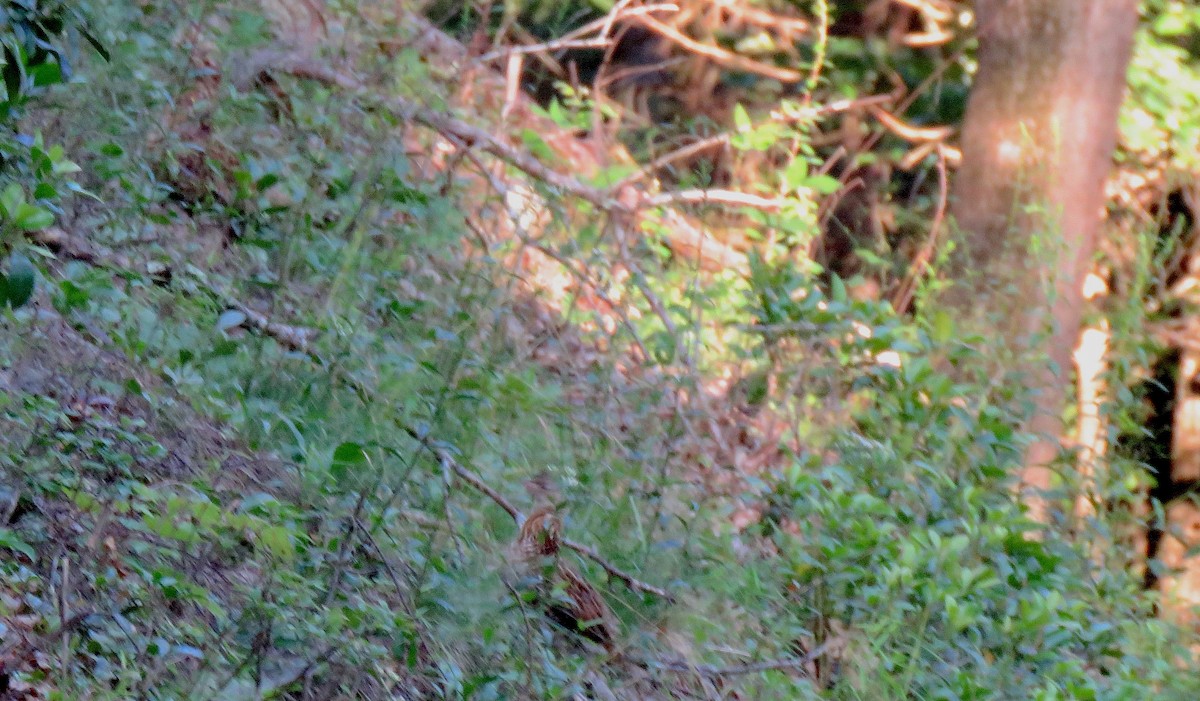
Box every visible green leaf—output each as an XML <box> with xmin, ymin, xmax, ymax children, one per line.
<box><xmin>546</xmin><ymin>99</ymin><xmax>572</xmax><ymax>129</ymax></box>
<box><xmin>12</xmin><ymin>202</ymin><xmax>53</xmax><ymax>231</ymax></box>
<box><xmin>81</xmin><ymin>28</ymin><xmax>112</xmax><ymax>62</ymax></box>
<box><xmin>806</xmin><ymin>174</ymin><xmax>842</xmax><ymax>195</ymax></box>
<box><xmin>733</xmin><ymin>103</ymin><xmax>752</xmax><ymax>132</ymax></box>
<box><xmin>98</xmin><ymin>141</ymin><xmax>124</xmax><ymax>157</ymax></box>
<box><xmin>51</xmin><ymin>156</ymin><xmax>81</xmax><ymax>176</ymax></box>
<box><xmin>781</xmin><ymin>158</ymin><xmax>809</xmax><ymax>191</ymax></box>
<box><xmin>0</xmin><ymin>182</ymin><xmax>23</xmax><ymax>218</ymax></box>
<box><xmin>330</xmin><ymin>441</ymin><xmax>367</xmax><ymax>481</ymax></box>
<box><xmin>0</xmin><ymin>528</ymin><xmax>35</xmax><ymax>559</ymax></box>
<box><xmin>519</xmin><ymin>129</ymin><xmax>554</xmax><ymax>162</ymax></box>
<box><xmin>33</xmin><ymin>182</ymin><xmax>56</xmax><ymax>200</ymax></box>
<box><xmin>1153</xmin><ymin>11</ymin><xmax>1192</xmax><ymax>36</ymax></box>
<box><xmin>29</xmin><ymin>61</ymin><xmax>61</xmax><ymax>87</ymax></box>
<box><xmin>258</xmin><ymin>525</ymin><xmax>295</xmax><ymax>559</ymax></box>
<box><xmin>333</xmin><ymin>441</ymin><xmax>367</xmax><ymax>465</ymax></box>
<box><xmin>5</xmin><ymin>250</ymin><xmax>34</xmax><ymax>307</ymax></box>
<box><xmin>255</xmin><ymin>172</ymin><xmax>279</xmax><ymax>191</ymax></box>
<box><xmin>930</xmin><ymin>309</ymin><xmax>955</xmax><ymax>343</ymax></box>
<box><xmin>209</xmin><ymin>339</ymin><xmax>239</xmax><ymax>357</ymax></box>
<box><xmin>830</xmin><ymin>274</ymin><xmax>847</xmax><ymax>303</ymax></box>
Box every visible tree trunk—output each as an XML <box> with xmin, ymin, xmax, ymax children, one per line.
<box><xmin>949</xmin><ymin>0</ymin><xmax>1138</xmax><ymax>520</ymax></box>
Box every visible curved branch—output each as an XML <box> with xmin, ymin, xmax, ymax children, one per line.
<box><xmin>628</xmin><ymin>14</ymin><xmax>804</xmax><ymax>83</ymax></box>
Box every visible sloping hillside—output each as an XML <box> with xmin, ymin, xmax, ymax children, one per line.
<box><xmin>3</xmin><ymin>2</ymin><xmax>1200</xmax><ymax>700</ymax></box>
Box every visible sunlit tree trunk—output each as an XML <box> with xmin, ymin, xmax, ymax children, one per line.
<box><xmin>950</xmin><ymin>1</ymin><xmax>1138</xmax><ymax>521</ymax></box>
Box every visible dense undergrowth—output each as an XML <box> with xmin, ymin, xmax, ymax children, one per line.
<box><xmin>2</xmin><ymin>2</ymin><xmax>1200</xmax><ymax>700</ymax></box>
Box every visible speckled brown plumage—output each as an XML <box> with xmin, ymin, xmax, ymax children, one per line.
<box><xmin>508</xmin><ymin>506</ymin><xmax>617</xmax><ymax>649</ymax></box>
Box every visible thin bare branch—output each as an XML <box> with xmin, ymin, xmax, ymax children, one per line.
<box><xmin>398</xmin><ymin>98</ymin><xmax>631</xmax><ymax>213</ymax></box>
<box><xmin>714</xmin><ymin>0</ymin><xmax>811</xmax><ymax>35</ymax></box>
<box><xmin>867</xmin><ymin>105</ymin><xmax>954</xmax><ymax>143</ymax></box>
<box><xmin>557</xmin><ymin>3</ymin><xmax>684</xmax><ymax>43</ymax></box>
<box><xmin>645</xmin><ymin>189</ymin><xmax>791</xmax><ymax>211</ymax></box>
<box><xmin>615</xmin><ymin>134</ymin><xmax>731</xmax><ymax>188</ymax></box>
<box><xmin>627</xmin><ymin>14</ymin><xmax>804</xmax><ymax>83</ymax></box>
<box><xmin>476</xmin><ymin>37</ymin><xmax>610</xmax><ymax>64</ymax></box>
<box><xmin>892</xmin><ymin>144</ymin><xmax>949</xmax><ymax>313</ymax></box>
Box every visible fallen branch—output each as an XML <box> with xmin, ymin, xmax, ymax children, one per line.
<box><xmin>32</xmin><ymin>226</ymin><xmax>318</xmax><ymax>352</ymax></box>
<box><xmin>220</xmin><ymin>295</ymin><xmax>317</xmax><ymax>353</ymax></box>
<box><xmin>236</xmin><ymin>54</ymin><xmax>626</xmax><ymax>217</ymax></box>
<box><xmin>380</xmin><ymin>88</ymin><xmax>750</xmax><ymax>272</ymax></box>
<box><xmin>648</xmin><ymin>207</ymin><xmax>749</xmax><ymax>272</ymax></box>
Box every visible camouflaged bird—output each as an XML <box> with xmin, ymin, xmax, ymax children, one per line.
<box><xmin>506</xmin><ymin>506</ymin><xmax>618</xmax><ymax>649</ymax></box>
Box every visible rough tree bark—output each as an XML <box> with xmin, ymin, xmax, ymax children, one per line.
<box><xmin>949</xmin><ymin>1</ymin><xmax>1139</xmax><ymax>521</ymax></box>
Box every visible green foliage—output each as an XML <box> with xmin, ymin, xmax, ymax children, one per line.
<box><xmin>1123</xmin><ymin>2</ymin><xmax>1200</xmax><ymax>170</ymax></box>
<box><xmin>0</xmin><ymin>0</ymin><xmax>104</xmax><ymax>118</ymax></box>
<box><xmin>735</xmin><ymin>262</ymin><xmax>1200</xmax><ymax>698</ymax></box>
<box><xmin>1123</xmin><ymin>30</ymin><xmax>1200</xmax><ymax>170</ymax></box>
<box><xmin>0</xmin><ymin>2</ymin><xmax>99</xmax><ymax>308</ymax></box>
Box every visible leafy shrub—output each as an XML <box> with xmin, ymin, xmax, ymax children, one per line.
<box><xmin>0</xmin><ymin>0</ymin><xmax>101</xmax><ymax>308</ymax></box>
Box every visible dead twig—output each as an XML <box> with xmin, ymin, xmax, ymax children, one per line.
<box><xmin>867</xmin><ymin>105</ymin><xmax>954</xmax><ymax>144</ymax></box>
<box><xmin>219</xmin><ymin>294</ymin><xmax>317</xmax><ymax>352</ymax></box>
<box><xmin>400</xmin><ymin>97</ymin><xmax>633</xmax><ymax>214</ymax></box>
<box><xmin>240</xmin><ymin>49</ymin><xmax>360</xmax><ymax>90</ymax></box>
<box><xmin>627</xmin><ymin>13</ymin><xmax>804</xmax><ymax>83</ymax></box>
<box><xmin>251</xmin><ymin>57</ymin><xmax>629</xmax><ymax>214</ymax></box>
<box><xmin>477</xmin><ymin>37</ymin><xmax>610</xmax><ymax>64</ymax></box>
<box><xmin>617</xmin><ymin>134</ymin><xmax>731</xmax><ymax>187</ymax></box>
<box><xmin>891</xmin><ymin>144</ymin><xmax>949</xmax><ymax>313</ymax></box>
<box><xmin>644</xmin><ymin>189</ymin><xmax>791</xmax><ymax>211</ymax></box>
<box><xmin>30</xmin><ymin>225</ymin><xmax>318</xmax><ymax>353</ymax></box>
<box><xmin>714</xmin><ymin>0</ymin><xmax>811</xmax><ymax>35</ymax></box>
<box><xmin>556</xmin><ymin>3</ymin><xmax>684</xmax><ymax>44</ymax></box>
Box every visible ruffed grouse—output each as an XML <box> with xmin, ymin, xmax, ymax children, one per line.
<box><xmin>506</xmin><ymin>506</ymin><xmax>618</xmax><ymax>649</ymax></box>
